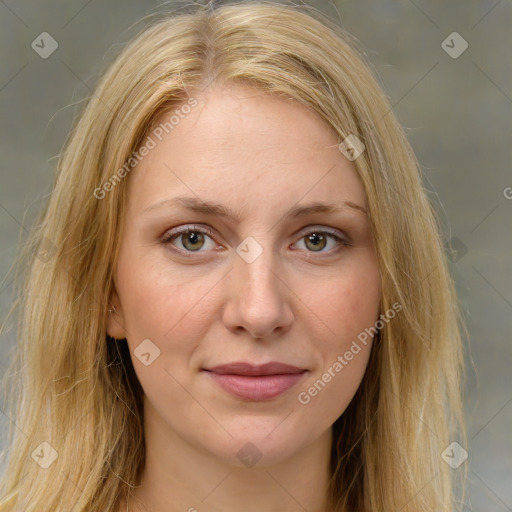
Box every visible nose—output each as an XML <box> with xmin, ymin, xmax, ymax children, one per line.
<box><xmin>222</xmin><ymin>246</ymin><xmax>294</xmax><ymax>339</ymax></box>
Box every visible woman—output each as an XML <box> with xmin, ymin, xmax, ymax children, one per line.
<box><xmin>0</xmin><ymin>1</ymin><xmax>467</xmax><ymax>510</ymax></box>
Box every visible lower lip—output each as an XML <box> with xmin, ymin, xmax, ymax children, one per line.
<box><xmin>205</xmin><ymin>371</ymin><xmax>307</xmax><ymax>401</ymax></box>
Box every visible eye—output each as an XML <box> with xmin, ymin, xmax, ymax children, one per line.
<box><xmin>160</xmin><ymin>225</ymin><xmax>218</xmax><ymax>256</ymax></box>
<box><xmin>160</xmin><ymin>225</ymin><xmax>351</xmax><ymax>257</ymax></box>
<box><xmin>293</xmin><ymin>227</ymin><xmax>351</xmax><ymax>253</ymax></box>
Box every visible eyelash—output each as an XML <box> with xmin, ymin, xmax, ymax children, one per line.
<box><xmin>160</xmin><ymin>225</ymin><xmax>352</xmax><ymax>258</ymax></box>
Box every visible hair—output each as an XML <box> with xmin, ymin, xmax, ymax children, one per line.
<box><xmin>0</xmin><ymin>1</ymin><xmax>467</xmax><ymax>510</ymax></box>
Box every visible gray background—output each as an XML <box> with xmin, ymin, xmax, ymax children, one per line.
<box><xmin>0</xmin><ymin>1</ymin><xmax>510</xmax><ymax>510</ymax></box>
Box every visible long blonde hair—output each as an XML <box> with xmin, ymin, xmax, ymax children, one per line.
<box><xmin>0</xmin><ymin>1</ymin><xmax>466</xmax><ymax>510</ymax></box>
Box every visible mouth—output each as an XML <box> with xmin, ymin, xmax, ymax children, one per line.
<box><xmin>202</xmin><ymin>362</ymin><xmax>308</xmax><ymax>401</ymax></box>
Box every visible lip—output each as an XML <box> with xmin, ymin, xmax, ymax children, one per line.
<box><xmin>203</xmin><ymin>362</ymin><xmax>308</xmax><ymax>401</ymax></box>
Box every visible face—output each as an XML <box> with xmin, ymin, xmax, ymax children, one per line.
<box><xmin>107</xmin><ymin>83</ymin><xmax>381</xmax><ymax>468</ymax></box>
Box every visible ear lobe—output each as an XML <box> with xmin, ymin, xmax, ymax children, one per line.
<box><xmin>106</xmin><ymin>289</ymin><xmax>127</xmax><ymax>340</ymax></box>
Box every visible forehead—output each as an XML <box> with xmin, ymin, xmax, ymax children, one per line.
<box><xmin>127</xmin><ymin>83</ymin><xmax>367</xmax><ymax>216</ymax></box>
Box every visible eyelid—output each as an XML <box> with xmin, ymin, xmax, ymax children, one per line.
<box><xmin>297</xmin><ymin>225</ymin><xmax>349</xmax><ymax>241</ymax></box>
<box><xmin>163</xmin><ymin>224</ymin><xmax>216</xmax><ymax>239</ymax></box>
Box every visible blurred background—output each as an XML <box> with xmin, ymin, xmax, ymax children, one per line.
<box><xmin>0</xmin><ymin>0</ymin><xmax>510</xmax><ymax>510</ymax></box>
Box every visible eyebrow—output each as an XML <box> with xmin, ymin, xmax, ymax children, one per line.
<box><xmin>143</xmin><ymin>195</ymin><xmax>368</xmax><ymax>220</ymax></box>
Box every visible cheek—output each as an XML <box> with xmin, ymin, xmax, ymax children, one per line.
<box><xmin>295</xmin><ymin>255</ymin><xmax>380</xmax><ymax>417</ymax></box>
<box><xmin>116</xmin><ymin>249</ymin><xmax>219</xmax><ymax>350</ymax></box>
<box><xmin>115</xmin><ymin>255</ymin><xmax>221</xmax><ymax>404</ymax></box>
<box><xmin>307</xmin><ymin>257</ymin><xmax>381</xmax><ymax>344</ymax></box>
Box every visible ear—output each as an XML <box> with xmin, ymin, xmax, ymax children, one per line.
<box><xmin>106</xmin><ymin>287</ymin><xmax>127</xmax><ymax>340</ymax></box>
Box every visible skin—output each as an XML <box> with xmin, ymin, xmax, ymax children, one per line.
<box><xmin>108</xmin><ymin>83</ymin><xmax>381</xmax><ymax>512</ymax></box>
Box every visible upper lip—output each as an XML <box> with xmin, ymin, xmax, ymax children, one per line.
<box><xmin>204</xmin><ymin>362</ymin><xmax>306</xmax><ymax>376</ymax></box>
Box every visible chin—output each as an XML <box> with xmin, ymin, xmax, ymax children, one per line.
<box><xmin>200</xmin><ymin>416</ymin><xmax>315</xmax><ymax>469</ymax></box>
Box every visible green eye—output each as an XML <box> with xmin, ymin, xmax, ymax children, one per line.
<box><xmin>296</xmin><ymin>229</ymin><xmax>351</xmax><ymax>253</ymax></box>
<box><xmin>161</xmin><ymin>226</ymin><xmax>217</xmax><ymax>254</ymax></box>
<box><xmin>161</xmin><ymin>225</ymin><xmax>351</xmax><ymax>258</ymax></box>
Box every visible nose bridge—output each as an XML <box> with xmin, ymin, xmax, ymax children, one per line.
<box><xmin>225</xmin><ymin>236</ymin><xmax>293</xmax><ymax>337</ymax></box>
<box><xmin>235</xmin><ymin>239</ymin><xmax>281</xmax><ymax>305</ymax></box>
